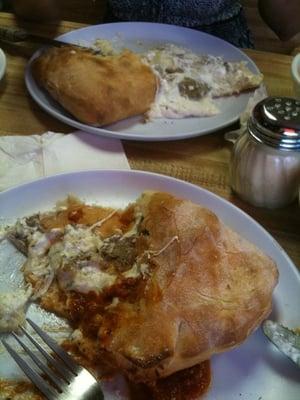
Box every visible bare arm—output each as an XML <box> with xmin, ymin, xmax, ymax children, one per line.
<box><xmin>12</xmin><ymin>0</ymin><xmax>60</xmax><ymax>21</ymax></box>
<box><xmin>258</xmin><ymin>0</ymin><xmax>300</xmax><ymax>41</ymax></box>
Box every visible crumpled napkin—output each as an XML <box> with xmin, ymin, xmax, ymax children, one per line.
<box><xmin>224</xmin><ymin>84</ymin><xmax>268</xmax><ymax>143</ymax></box>
<box><xmin>0</xmin><ymin>131</ymin><xmax>130</xmax><ymax>191</ymax></box>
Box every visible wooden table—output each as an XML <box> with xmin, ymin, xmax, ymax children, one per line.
<box><xmin>0</xmin><ymin>12</ymin><xmax>299</xmax><ymax>268</ymax></box>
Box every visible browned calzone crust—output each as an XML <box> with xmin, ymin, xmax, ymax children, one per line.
<box><xmin>104</xmin><ymin>192</ymin><xmax>278</xmax><ymax>381</ymax></box>
<box><xmin>32</xmin><ymin>47</ymin><xmax>157</xmax><ymax>126</ymax></box>
<box><xmin>21</xmin><ymin>192</ymin><xmax>278</xmax><ymax>382</ymax></box>
<box><xmin>14</xmin><ymin>192</ymin><xmax>278</xmax><ymax>384</ymax></box>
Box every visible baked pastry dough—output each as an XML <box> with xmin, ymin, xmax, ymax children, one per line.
<box><xmin>7</xmin><ymin>192</ymin><xmax>278</xmax><ymax>384</ymax></box>
<box><xmin>103</xmin><ymin>192</ymin><xmax>278</xmax><ymax>381</ymax></box>
<box><xmin>32</xmin><ymin>43</ymin><xmax>263</xmax><ymax>125</ymax></box>
<box><xmin>32</xmin><ymin>47</ymin><xmax>158</xmax><ymax>126</ymax></box>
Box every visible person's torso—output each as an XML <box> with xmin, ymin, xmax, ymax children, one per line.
<box><xmin>108</xmin><ymin>0</ymin><xmax>241</xmax><ymax>27</ymax></box>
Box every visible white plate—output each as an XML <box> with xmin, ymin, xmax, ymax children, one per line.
<box><xmin>291</xmin><ymin>53</ymin><xmax>300</xmax><ymax>98</ymax></box>
<box><xmin>25</xmin><ymin>22</ymin><xmax>261</xmax><ymax>141</ymax></box>
<box><xmin>0</xmin><ymin>170</ymin><xmax>299</xmax><ymax>399</ymax></box>
<box><xmin>0</xmin><ymin>48</ymin><xmax>6</xmax><ymax>81</ymax></box>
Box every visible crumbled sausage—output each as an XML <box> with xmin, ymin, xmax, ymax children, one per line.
<box><xmin>165</xmin><ymin>67</ymin><xmax>184</xmax><ymax>74</ymax></box>
<box><xmin>178</xmin><ymin>77</ymin><xmax>209</xmax><ymax>100</ymax></box>
<box><xmin>101</xmin><ymin>235</ymin><xmax>137</xmax><ymax>271</ymax></box>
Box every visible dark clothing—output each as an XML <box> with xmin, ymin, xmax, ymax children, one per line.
<box><xmin>105</xmin><ymin>0</ymin><xmax>254</xmax><ymax>48</ymax></box>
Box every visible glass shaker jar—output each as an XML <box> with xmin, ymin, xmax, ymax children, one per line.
<box><xmin>230</xmin><ymin>97</ymin><xmax>300</xmax><ymax>209</ymax></box>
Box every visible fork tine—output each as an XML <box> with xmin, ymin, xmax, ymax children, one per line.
<box><xmin>27</xmin><ymin>318</ymin><xmax>79</xmax><ymax>375</ymax></box>
<box><xmin>2</xmin><ymin>339</ymin><xmax>57</xmax><ymax>400</ymax></box>
<box><xmin>12</xmin><ymin>332</ymin><xmax>65</xmax><ymax>390</ymax></box>
<box><xmin>20</xmin><ymin>326</ymin><xmax>74</xmax><ymax>382</ymax></box>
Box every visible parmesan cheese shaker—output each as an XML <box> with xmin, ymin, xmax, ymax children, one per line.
<box><xmin>230</xmin><ymin>97</ymin><xmax>300</xmax><ymax>208</ymax></box>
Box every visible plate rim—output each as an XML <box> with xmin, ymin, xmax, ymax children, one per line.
<box><xmin>0</xmin><ymin>47</ymin><xmax>6</xmax><ymax>81</ymax></box>
<box><xmin>0</xmin><ymin>168</ymin><xmax>298</xmax><ymax>281</ymax></box>
<box><xmin>25</xmin><ymin>22</ymin><xmax>261</xmax><ymax>141</ymax></box>
<box><xmin>0</xmin><ymin>168</ymin><xmax>299</xmax><ymax>398</ymax></box>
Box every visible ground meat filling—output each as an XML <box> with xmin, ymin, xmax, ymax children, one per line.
<box><xmin>101</xmin><ymin>235</ymin><xmax>138</xmax><ymax>272</ymax></box>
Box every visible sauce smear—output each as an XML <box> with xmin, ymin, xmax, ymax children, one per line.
<box><xmin>129</xmin><ymin>361</ymin><xmax>211</xmax><ymax>400</ymax></box>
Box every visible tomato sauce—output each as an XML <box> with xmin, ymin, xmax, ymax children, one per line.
<box><xmin>128</xmin><ymin>361</ymin><xmax>211</xmax><ymax>400</ymax></box>
<box><xmin>39</xmin><ymin>199</ymin><xmax>212</xmax><ymax>399</ymax></box>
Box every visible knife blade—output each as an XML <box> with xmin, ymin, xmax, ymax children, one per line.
<box><xmin>263</xmin><ymin>319</ymin><xmax>300</xmax><ymax>367</ymax></box>
<box><xmin>0</xmin><ymin>27</ymin><xmax>100</xmax><ymax>53</ymax></box>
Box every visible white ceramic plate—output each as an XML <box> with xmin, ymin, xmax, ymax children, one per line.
<box><xmin>25</xmin><ymin>22</ymin><xmax>261</xmax><ymax>141</ymax></box>
<box><xmin>0</xmin><ymin>48</ymin><xmax>6</xmax><ymax>81</ymax></box>
<box><xmin>0</xmin><ymin>170</ymin><xmax>299</xmax><ymax>399</ymax></box>
<box><xmin>291</xmin><ymin>53</ymin><xmax>300</xmax><ymax>98</ymax></box>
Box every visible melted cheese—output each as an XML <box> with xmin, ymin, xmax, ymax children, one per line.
<box><xmin>60</xmin><ymin>225</ymin><xmax>103</xmax><ymax>258</ymax></box>
<box><xmin>143</xmin><ymin>44</ymin><xmax>220</xmax><ymax>118</ymax></box>
<box><xmin>22</xmin><ymin>214</ymin><xmax>148</xmax><ymax>295</ymax></box>
<box><xmin>147</xmin><ymin>79</ymin><xmax>219</xmax><ymax>119</ymax></box>
<box><xmin>58</xmin><ymin>265</ymin><xmax>116</xmax><ymax>293</ymax></box>
<box><xmin>123</xmin><ymin>262</ymin><xmax>149</xmax><ymax>279</ymax></box>
<box><xmin>5</xmin><ymin>202</ymin><xmax>150</xmax><ymax>315</ymax></box>
<box><xmin>143</xmin><ymin>43</ymin><xmax>261</xmax><ymax>119</ymax></box>
<box><xmin>29</xmin><ymin>228</ymin><xmax>63</xmax><ymax>257</ymax></box>
<box><xmin>0</xmin><ymin>287</ymin><xmax>32</xmax><ymax>332</ymax></box>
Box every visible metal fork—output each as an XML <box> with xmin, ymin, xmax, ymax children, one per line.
<box><xmin>2</xmin><ymin>318</ymin><xmax>104</xmax><ymax>400</ymax></box>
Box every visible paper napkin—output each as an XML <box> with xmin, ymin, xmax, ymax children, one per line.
<box><xmin>0</xmin><ymin>131</ymin><xmax>130</xmax><ymax>191</ymax></box>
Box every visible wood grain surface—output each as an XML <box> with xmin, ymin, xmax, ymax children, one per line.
<box><xmin>0</xmin><ymin>12</ymin><xmax>299</xmax><ymax>268</ymax></box>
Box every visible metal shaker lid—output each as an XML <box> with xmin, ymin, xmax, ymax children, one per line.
<box><xmin>248</xmin><ymin>97</ymin><xmax>300</xmax><ymax>150</ymax></box>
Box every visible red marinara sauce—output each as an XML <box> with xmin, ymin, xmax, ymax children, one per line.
<box><xmin>128</xmin><ymin>361</ymin><xmax>211</xmax><ymax>400</ymax></box>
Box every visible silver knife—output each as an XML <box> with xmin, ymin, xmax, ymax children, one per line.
<box><xmin>0</xmin><ymin>27</ymin><xmax>101</xmax><ymax>53</ymax></box>
<box><xmin>263</xmin><ymin>319</ymin><xmax>300</xmax><ymax>367</ymax></box>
